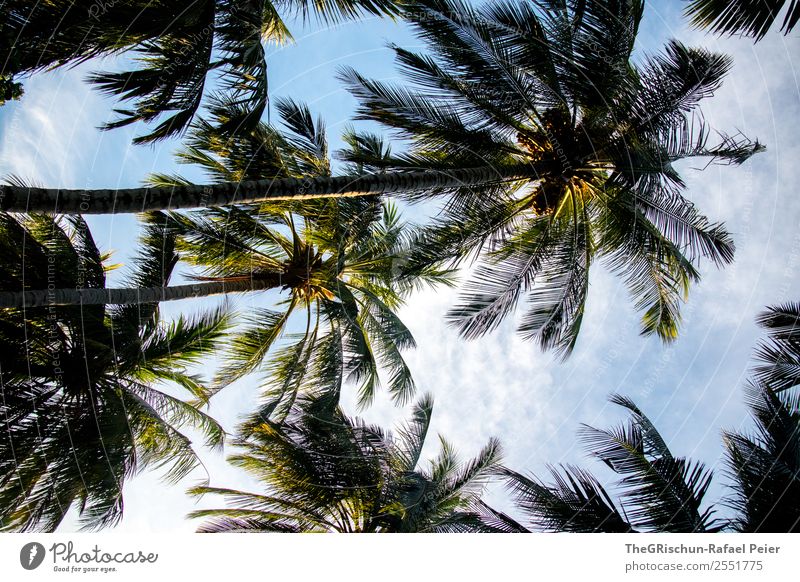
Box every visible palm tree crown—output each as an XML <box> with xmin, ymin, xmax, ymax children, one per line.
<box><xmin>0</xmin><ymin>213</ymin><xmax>229</xmax><ymax>531</ymax></box>
<box><xmin>724</xmin><ymin>302</ymin><xmax>800</xmax><ymax>532</ymax></box>
<box><xmin>502</xmin><ymin>303</ymin><xmax>800</xmax><ymax>533</ymax></box>
<box><xmin>340</xmin><ymin>0</ymin><xmax>763</xmax><ymax>356</ymax></box>
<box><xmin>151</xmin><ymin>98</ymin><xmax>444</xmax><ymax>416</ymax></box>
<box><xmin>189</xmin><ymin>392</ymin><xmax>506</xmax><ymax>532</ymax></box>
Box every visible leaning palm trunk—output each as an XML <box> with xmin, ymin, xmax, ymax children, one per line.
<box><xmin>0</xmin><ymin>276</ymin><xmax>283</xmax><ymax>308</ymax></box>
<box><xmin>0</xmin><ymin>164</ymin><xmax>552</xmax><ymax>214</ymax></box>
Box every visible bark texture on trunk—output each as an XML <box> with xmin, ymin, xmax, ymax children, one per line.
<box><xmin>0</xmin><ymin>164</ymin><xmax>549</xmax><ymax>215</ymax></box>
<box><xmin>0</xmin><ymin>277</ymin><xmax>283</xmax><ymax>308</ymax></box>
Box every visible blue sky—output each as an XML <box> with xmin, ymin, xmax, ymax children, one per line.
<box><xmin>1</xmin><ymin>2</ymin><xmax>799</xmax><ymax>532</ymax></box>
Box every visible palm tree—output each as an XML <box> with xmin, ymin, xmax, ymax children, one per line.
<box><xmin>723</xmin><ymin>302</ymin><xmax>800</xmax><ymax>532</ymax></box>
<box><xmin>340</xmin><ymin>0</ymin><xmax>766</xmax><ymax>356</ymax></box>
<box><xmin>686</xmin><ymin>0</ymin><xmax>800</xmax><ymax>40</ymax></box>
<box><xmin>1</xmin><ymin>0</ymin><xmax>401</xmax><ymax>143</ymax></box>
<box><xmin>502</xmin><ymin>304</ymin><xmax>800</xmax><ymax>532</ymax></box>
<box><xmin>0</xmin><ymin>1</ymin><xmax>762</xmax><ymax>357</ymax></box>
<box><xmin>189</xmin><ymin>391</ymin><xmax>508</xmax><ymax>532</ymax></box>
<box><xmin>170</xmin><ymin>201</ymin><xmax>425</xmax><ymax>412</ymax></box>
<box><xmin>1</xmin><ymin>101</ymin><xmax>428</xmax><ymax>411</ymax></box>
<box><xmin>0</xmin><ymin>2</ymin><xmax>761</xmax><ymax>215</ymax></box>
<box><xmin>149</xmin><ymin>98</ymin><xmax>444</xmax><ymax>412</ymax></box>
<box><xmin>0</xmin><ymin>213</ymin><xmax>229</xmax><ymax>531</ymax></box>
<box><xmin>502</xmin><ymin>394</ymin><xmax>723</xmax><ymax>532</ymax></box>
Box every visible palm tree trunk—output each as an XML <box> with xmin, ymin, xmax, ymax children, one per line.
<box><xmin>0</xmin><ymin>277</ymin><xmax>283</xmax><ymax>308</ymax></box>
<box><xmin>0</xmin><ymin>164</ymin><xmax>553</xmax><ymax>215</ymax></box>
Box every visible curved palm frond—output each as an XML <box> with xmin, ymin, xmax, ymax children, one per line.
<box><xmin>752</xmin><ymin>302</ymin><xmax>800</xmax><ymax>392</ymax></box>
<box><xmin>504</xmin><ymin>392</ymin><xmax>722</xmax><ymax>532</ymax></box>
<box><xmin>502</xmin><ymin>464</ymin><xmax>634</xmax><ymax>532</ymax></box>
<box><xmin>686</xmin><ymin>0</ymin><xmax>800</xmax><ymax>41</ymax></box>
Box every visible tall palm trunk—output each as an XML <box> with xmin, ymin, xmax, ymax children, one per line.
<box><xmin>0</xmin><ymin>164</ymin><xmax>553</xmax><ymax>215</ymax></box>
<box><xmin>0</xmin><ymin>276</ymin><xmax>284</xmax><ymax>308</ymax></box>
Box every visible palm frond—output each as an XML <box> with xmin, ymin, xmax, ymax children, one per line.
<box><xmin>502</xmin><ymin>465</ymin><xmax>634</xmax><ymax>532</ymax></box>
<box><xmin>686</xmin><ymin>0</ymin><xmax>800</xmax><ymax>40</ymax></box>
<box><xmin>723</xmin><ymin>381</ymin><xmax>800</xmax><ymax>532</ymax></box>
<box><xmin>578</xmin><ymin>397</ymin><xmax>720</xmax><ymax>532</ymax></box>
<box><xmin>752</xmin><ymin>302</ymin><xmax>800</xmax><ymax>392</ymax></box>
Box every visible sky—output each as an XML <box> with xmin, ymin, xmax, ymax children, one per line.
<box><xmin>0</xmin><ymin>1</ymin><xmax>799</xmax><ymax>532</ymax></box>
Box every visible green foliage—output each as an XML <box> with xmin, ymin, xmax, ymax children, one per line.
<box><xmin>342</xmin><ymin>0</ymin><xmax>762</xmax><ymax>356</ymax></box>
<box><xmin>148</xmin><ymin>99</ymin><xmax>443</xmax><ymax>418</ymax></box>
<box><xmin>0</xmin><ymin>213</ymin><xmax>230</xmax><ymax>531</ymax></box>
<box><xmin>0</xmin><ymin>74</ymin><xmax>24</xmax><ymax>106</ymax></box>
<box><xmin>686</xmin><ymin>0</ymin><xmax>800</xmax><ymax>40</ymax></box>
<box><xmin>724</xmin><ymin>302</ymin><xmax>800</xmax><ymax>531</ymax></box>
<box><xmin>189</xmin><ymin>393</ymin><xmax>507</xmax><ymax>532</ymax></box>
<box><xmin>503</xmin><ymin>393</ymin><xmax>722</xmax><ymax>532</ymax></box>
<box><xmin>1</xmin><ymin>0</ymin><xmax>401</xmax><ymax>143</ymax></box>
<box><xmin>503</xmin><ymin>303</ymin><xmax>800</xmax><ymax>532</ymax></box>
<box><xmin>751</xmin><ymin>302</ymin><xmax>800</xmax><ymax>392</ymax></box>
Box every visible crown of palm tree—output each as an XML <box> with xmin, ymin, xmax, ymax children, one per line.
<box><xmin>150</xmin><ymin>98</ymin><xmax>449</xmax><ymax>416</ymax></box>
<box><xmin>501</xmin><ymin>303</ymin><xmax>800</xmax><ymax>533</ymax></box>
<box><xmin>339</xmin><ymin>0</ymin><xmax>763</xmax><ymax>357</ymax></box>
<box><xmin>189</xmin><ymin>392</ymin><xmax>507</xmax><ymax>532</ymax></box>
<box><xmin>1</xmin><ymin>0</ymin><xmax>401</xmax><ymax>143</ymax></box>
<box><xmin>0</xmin><ymin>213</ymin><xmax>229</xmax><ymax>531</ymax></box>
<box><xmin>723</xmin><ymin>302</ymin><xmax>800</xmax><ymax>532</ymax></box>
<box><xmin>502</xmin><ymin>394</ymin><xmax>722</xmax><ymax>532</ymax></box>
